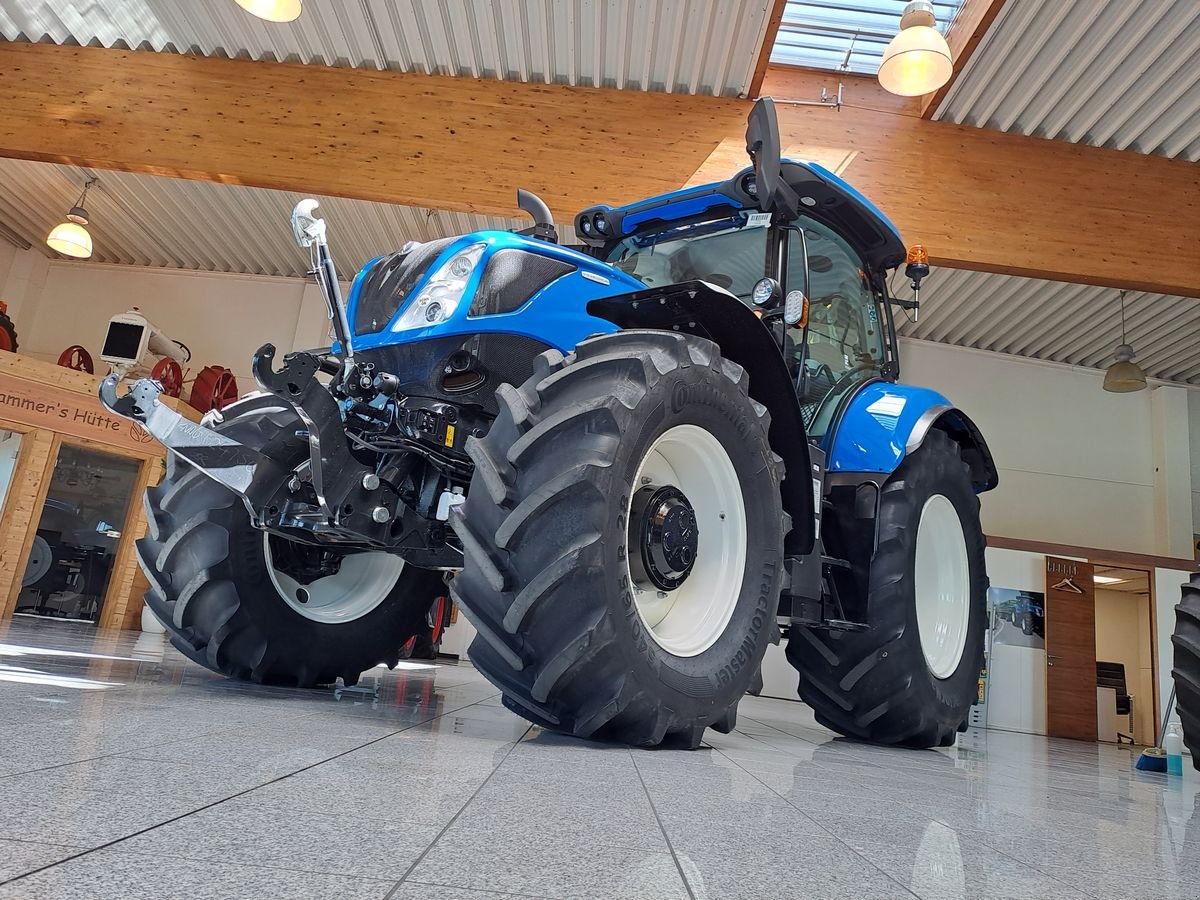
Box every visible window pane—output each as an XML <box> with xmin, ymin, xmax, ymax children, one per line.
<box><xmin>16</xmin><ymin>444</ymin><xmax>141</xmax><ymax>625</ymax></box>
<box><xmin>0</xmin><ymin>430</ymin><xmax>22</xmax><ymax>515</ymax></box>
<box><xmin>606</xmin><ymin>217</ymin><xmax>767</xmax><ymax>302</ymax></box>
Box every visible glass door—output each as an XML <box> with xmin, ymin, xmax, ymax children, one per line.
<box><xmin>16</xmin><ymin>443</ymin><xmax>141</xmax><ymax>624</ymax></box>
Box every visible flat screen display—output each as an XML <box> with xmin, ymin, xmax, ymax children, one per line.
<box><xmin>101</xmin><ymin>322</ymin><xmax>144</xmax><ymax>361</ymax></box>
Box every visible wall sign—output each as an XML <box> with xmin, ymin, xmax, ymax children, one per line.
<box><xmin>0</xmin><ymin>372</ymin><xmax>157</xmax><ymax>455</ymax></box>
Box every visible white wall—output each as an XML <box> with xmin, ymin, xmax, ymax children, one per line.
<box><xmin>901</xmin><ymin>338</ymin><xmax>1192</xmax><ymax>557</ymax></box>
<box><xmin>0</xmin><ymin>247</ymin><xmax>50</xmax><ymax>343</ymax></box>
<box><xmin>984</xmin><ymin>547</ymin><xmax>1054</xmax><ymax>735</ymax></box>
<box><xmin>17</xmin><ymin>260</ymin><xmax>331</xmax><ymax>387</ymax></box>
<box><xmin>1190</xmin><ymin>390</ymin><xmax>1200</xmax><ymax>556</ymax></box>
<box><xmin>0</xmin><ymin>242</ymin><xmax>16</xmax><ymax>291</ymax></box>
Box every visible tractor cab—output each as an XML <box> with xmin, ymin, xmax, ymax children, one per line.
<box><xmin>574</xmin><ymin>154</ymin><xmax>906</xmax><ymax>440</ymax></box>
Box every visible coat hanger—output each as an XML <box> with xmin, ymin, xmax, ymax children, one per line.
<box><xmin>1050</xmin><ymin>577</ymin><xmax>1084</xmax><ymax>594</ymax></box>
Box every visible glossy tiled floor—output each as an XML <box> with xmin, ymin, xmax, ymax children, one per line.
<box><xmin>1</xmin><ymin>619</ymin><xmax>1196</xmax><ymax>900</ymax></box>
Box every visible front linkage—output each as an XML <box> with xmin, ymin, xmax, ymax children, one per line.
<box><xmin>100</xmin><ymin>347</ymin><xmax>460</xmax><ymax>569</ymax></box>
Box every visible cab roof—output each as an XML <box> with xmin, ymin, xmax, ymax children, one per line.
<box><xmin>575</xmin><ymin>160</ymin><xmax>907</xmax><ymax>272</ymax></box>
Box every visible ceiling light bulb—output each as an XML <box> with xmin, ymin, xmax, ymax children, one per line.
<box><xmin>46</xmin><ymin>221</ymin><xmax>93</xmax><ymax>258</ymax></box>
<box><xmin>1102</xmin><ymin>349</ymin><xmax>1147</xmax><ymax>393</ymax></box>
<box><xmin>878</xmin><ymin>1</ymin><xmax>953</xmax><ymax>97</ymax></box>
<box><xmin>234</xmin><ymin>0</ymin><xmax>302</xmax><ymax>23</ymax></box>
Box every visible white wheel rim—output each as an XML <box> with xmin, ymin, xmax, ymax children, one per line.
<box><xmin>628</xmin><ymin>424</ymin><xmax>747</xmax><ymax>658</ymax></box>
<box><xmin>913</xmin><ymin>494</ymin><xmax>971</xmax><ymax>680</ymax></box>
<box><xmin>263</xmin><ymin>533</ymin><xmax>405</xmax><ymax>624</ymax></box>
<box><xmin>22</xmin><ymin>535</ymin><xmax>53</xmax><ymax>587</ymax></box>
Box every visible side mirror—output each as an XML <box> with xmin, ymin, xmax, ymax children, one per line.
<box><xmin>745</xmin><ymin>98</ymin><xmax>800</xmax><ymax>220</ymax></box>
<box><xmin>746</xmin><ymin>99</ymin><xmax>783</xmax><ymax>210</ymax></box>
<box><xmin>291</xmin><ymin>199</ymin><xmax>326</xmax><ymax>248</ymax></box>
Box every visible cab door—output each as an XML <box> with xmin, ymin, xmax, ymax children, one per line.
<box><xmin>785</xmin><ymin>217</ymin><xmax>889</xmax><ymax>439</ymax></box>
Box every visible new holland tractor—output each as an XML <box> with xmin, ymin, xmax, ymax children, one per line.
<box><xmin>102</xmin><ymin>99</ymin><xmax>997</xmax><ymax>749</ymax></box>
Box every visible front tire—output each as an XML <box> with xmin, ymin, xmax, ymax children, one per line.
<box><xmin>137</xmin><ymin>399</ymin><xmax>445</xmax><ymax>686</ymax></box>
<box><xmin>451</xmin><ymin>332</ymin><xmax>786</xmax><ymax>747</ymax></box>
<box><xmin>787</xmin><ymin>430</ymin><xmax>987</xmax><ymax>747</ymax></box>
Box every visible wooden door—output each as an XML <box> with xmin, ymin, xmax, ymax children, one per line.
<box><xmin>1045</xmin><ymin>556</ymin><xmax>1097</xmax><ymax>741</ymax></box>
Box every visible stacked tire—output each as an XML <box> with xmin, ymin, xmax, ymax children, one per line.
<box><xmin>1172</xmin><ymin>573</ymin><xmax>1200</xmax><ymax>770</ymax></box>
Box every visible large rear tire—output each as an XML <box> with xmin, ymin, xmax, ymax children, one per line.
<box><xmin>451</xmin><ymin>331</ymin><xmax>786</xmax><ymax>747</ymax></box>
<box><xmin>787</xmin><ymin>430</ymin><xmax>987</xmax><ymax>747</ymax></box>
<box><xmin>1171</xmin><ymin>574</ymin><xmax>1200</xmax><ymax>770</ymax></box>
<box><xmin>137</xmin><ymin>398</ymin><xmax>445</xmax><ymax>687</ymax></box>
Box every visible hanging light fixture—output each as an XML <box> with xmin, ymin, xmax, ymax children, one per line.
<box><xmin>878</xmin><ymin>1</ymin><xmax>953</xmax><ymax>97</ymax></box>
<box><xmin>1102</xmin><ymin>291</ymin><xmax>1148</xmax><ymax>393</ymax></box>
<box><xmin>234</xmin><ymin>0</ymin><xmax>302</xmax><ymax>22</ymax></box>
<box><xmin>46</xmin><ymin>177</ymin><xmax>96</xmax><ymax>259</ymax></box>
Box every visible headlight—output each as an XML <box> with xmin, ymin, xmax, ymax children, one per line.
<box><xmin>393</xmin><ymin>242</ymin><xmax>486</xmax><ymax>331</ymax></box>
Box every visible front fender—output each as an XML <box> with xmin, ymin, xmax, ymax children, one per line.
<box><xmin>588</xmin><ymin>280</ymin><xmax>815</xmax><ymax>555</ymax></box>
<box><xmin>826</xmin><ymin>382</ymin><xmax>998</xmax><ymax>493</ymax></box>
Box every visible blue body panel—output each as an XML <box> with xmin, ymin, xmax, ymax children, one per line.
<box><xmin>338</xmin><ymin>167</ymin><xmax>961</xmax><ymax>487</ymax></box>
<box><xmin>822</xmin><ymin>382</ymin><xmax>951</xmax><ymax>476</ymax></box>
<box><xmin>346</xmin><ymin>231</ymin><xmax>640</xmax><ymax>354</ymax></box>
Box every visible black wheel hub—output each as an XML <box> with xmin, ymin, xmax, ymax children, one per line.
<box><xmin>629</xmin><ymin>485</ymin><xmax>700</xmax><ymax>591</ymax></box>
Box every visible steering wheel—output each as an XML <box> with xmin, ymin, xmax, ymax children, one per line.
<box><xmin>804</xmin><ymin>360</ymin><xmax>837</xmax><ymax>385</ymax></box>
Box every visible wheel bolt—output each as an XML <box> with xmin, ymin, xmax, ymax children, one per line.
<box><xmin>371</xmin><ymin>506</ymin><xmax>390</xmax><ymax>523</ymax></box>
<box><xmin>362</xmin><ymin>473</ymin><xmax>380</xmax><ymax>490</ymax></box>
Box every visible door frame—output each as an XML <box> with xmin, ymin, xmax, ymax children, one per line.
<box><xmin>1090</xmin><ymin>559</ymin><xmax>1158</xmax><ymax>748</ymax></box>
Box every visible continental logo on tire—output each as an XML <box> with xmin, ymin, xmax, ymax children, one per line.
<box><xmin>670</xmin><ymin>380</ymin><xmax>753</xmax><ymax>441</ymax></box>
<box><xmin>715</xmin><ymin>559</ymin><xmax>775</xmax><ymax>687</ymax></box>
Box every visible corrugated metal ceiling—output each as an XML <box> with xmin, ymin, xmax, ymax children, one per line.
<box><xmin>889</xmin><ymin>268</ymin><xmax>1200</xmax><ymax>386</ymax></box>
<box><xmin>0</xmin><ymin>157</ymin><xmax>528</xmax><ymax>279</ymax></box>
<box><xmin>0</xmin><ymin>157</ymin><xmax>1194</xmax><ymax>385</ymax></box>
<box><xmin>934</xmin><ymin>0</ymin><xmax>1200</xmax><ymax>161</ymax></box>
<box><xmin>771</xmin><ymin>0</ymin><xmax>961</xmax><ymax>75</ymax></box>
<box><xmin>0</xmin><ymin>0</ymin><xmax>775</xmax><ymax>96</ymax></box>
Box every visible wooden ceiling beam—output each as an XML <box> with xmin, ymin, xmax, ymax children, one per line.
<box><xmin>748</xmin><ymin>0</ymin><xmax>789</xmax><ymax>99</ymax></box>
<box><xmin>921</xmin><ymin>0</ymin><xmax>1008</xmax><ymax>118</ymax></box>
<box><xmin>0</xmin><ymin>44</ymin><xmax>1196</xmax><ymax>297</ymax></box>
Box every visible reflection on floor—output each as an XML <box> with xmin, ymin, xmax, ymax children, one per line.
<box><xmin>1</xmin><ymin>618</ymin><xmax>1197</xmax><ymax>900</ymax></box>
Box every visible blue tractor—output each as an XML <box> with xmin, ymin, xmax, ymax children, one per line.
<box><xmin>104</xmin><ymin>99</ymin><xmax>997</xmax><ymax>748</ymax></box>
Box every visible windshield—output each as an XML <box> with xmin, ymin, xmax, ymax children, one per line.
<box><xmin>607</xmin><ymin>211</ymin><xmax>888</xmax><ymax>436</ymax></box>
<box><xmin>605</xmin><ymin>214</ymin><xmax>769</xmax><ymax>302</ymax></box>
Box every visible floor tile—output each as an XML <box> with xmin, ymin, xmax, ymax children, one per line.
<box><xmin>854</xmin><ymin>835</ymin><xmax>1092</xmax><ymax>900</ymax></box>
<box><xmin>0</xmin><ymin>839</ymin><xmax>85</xmax><ymax>882</ymax></box>
<box><xmin>5</xmin><ymin>618</ymin><xmax>1200</xmax><ymax>900</ymax></box>
<box><xmin>409</xmin><ymin>833</ymin><xmax>689</xmax><ymax>899</ymax></box>
<box><xmin>673</xmin><ymin>842</ymin><xmax>914</xmax><ymax>900</ymax></box>
<box><xmin>0</xmin><ymin>848</ymin><xmax>393</xmax><ymax>899</ymax></box>
<box><xmin>116</xmin><ymin>793</ymin><xmax>442</xmax><ymax>880</ymax></box>
<box><xmin>391</xmin><ymin>884</ymin><xmax>553</xmax><ymax>900</ymax></box>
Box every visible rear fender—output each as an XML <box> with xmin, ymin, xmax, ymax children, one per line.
<box><xmin>588</xmin><ymin>280</ymin><xmax>815</xmax><ymax>555</ymax></box>
<box><xmin>826</xmin><ymin>382</ymin><xmax>998</xmax><ymax>492</ymax></box>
